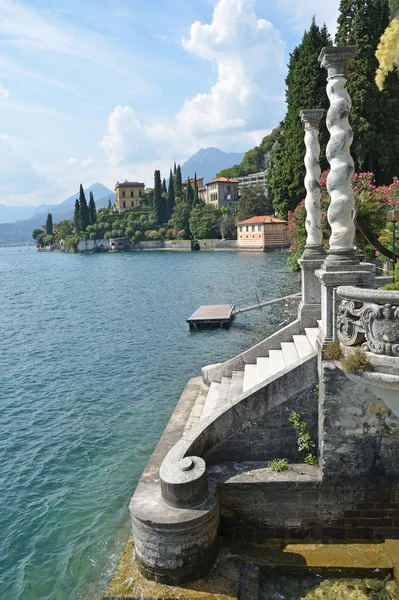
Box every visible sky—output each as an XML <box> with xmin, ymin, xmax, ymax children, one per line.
<box><xmin>0</xmin><ymin>0</ymin><xmax>341</xmax><ymax>206</ymax></box>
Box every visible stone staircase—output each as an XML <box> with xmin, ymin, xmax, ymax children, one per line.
<box><xmin>199</xmin><ymin>328</ymin><xmax>319</xmax><ymax>422</ymax></box>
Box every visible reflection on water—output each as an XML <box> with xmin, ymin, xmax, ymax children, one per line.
<box><xmin>259</xmin><ymin>569</ymin><xmax>399</xmax><ymax>600</ymax></box>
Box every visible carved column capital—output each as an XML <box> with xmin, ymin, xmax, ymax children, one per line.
<box><xmin>300</xmin><ymin>109</ymin><xmax>325</xmax><ymax>131</ymax></box>
<box><xmin>318</xmin><ymin>46</ymin><xmax>356</xmax><ymax>79</ymax></box>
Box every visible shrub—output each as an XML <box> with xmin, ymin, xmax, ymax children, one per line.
<box><xmin>325</xmin><ymin>340</ymin><xmax>342</xmax><ymax>361</ymax></box>
<box><xmin>289</xmin><ymin>411</ymin><xmax>318</xmax><ymax>466</ymax></box>
<box><xmin>341</xmin><ymin>347</ymin><xmax>372</xmax><ymax>374</ymax></box>
<box><xmin>269</xmin><ymin>458</ymin><xmax>289</xmax><ymax>472</ymax></box>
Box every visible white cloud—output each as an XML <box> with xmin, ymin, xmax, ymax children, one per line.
<box><xmin>67</xmin><ymin>157</ymin><xmax>78</xmax><ymax>165</ymax></box>
<box><xmin>277</xmin><ymin>0</ymin><xmax>340</xmax><ymax>36</ymax></box>
<box><xmin>81</xmin><ymin>158</ymin><xmax>96</xmax><ymax>166</ymax></box>
<box><xmin>100</xmin><ymin>0</ymin><xmax>286</xmax><ymax>170</ymax></box>
<box><xmin>0</xmin><ymin>83</ymin><xmax>9</xmax><ymax>98</ymax></box>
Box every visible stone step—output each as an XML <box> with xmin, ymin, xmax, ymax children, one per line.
<box><xmin>201</xmin><ymin>381</ymin><xmax>220</xmax><ymax>420</ymax></box>
<box><xmin>218</xmin><ymin>376</ymin><xmax>232</xmax><ymax>410</ymax></box>
<box><xmin>305</xmin><ymin>327</ymin><xmax>319</xmax><ymax>351</ymax></box>
<box><xmin>183</xmin><ymin>379</ymin><xmax>209</xmax><ymax>438</ymax></box>
<box><xmin>229</xmin><ymin>371</ymin><xmax>244</xmax><ymax>403</ymax></box>
<box><xmin>269</xmin><ymin>349</ymin><xmax>286</xmax><ymax>375</ymax></box>
<box><xmin>257</xmin><ymin>357</ymin><xmax>271</xmax><ymax>384</ymax></box>
<box><xmin>317</xmin><ymin>319</ymin><xmax>323</xmax><ymax>330</ymax></box>
<box><xmin>280</xmin><ymin>342</ymin><xmax>299</xmax><ymax>367</ymax></box>
<box><xmin>243</xmin><ymin>364</ymin><xmax>258</xmax><ymax>393</ymax></box>
<box><xmin>293</xmin><ymin>334</ymin><xmax>314</xmax><ymax>360</ymax></box>
<box><xmin>238</xmin><ymin>563</ymin><xmax>260</xmax><ymax>600</ymax></box>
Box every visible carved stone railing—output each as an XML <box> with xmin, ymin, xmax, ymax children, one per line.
<box><xmin>337</xmin><ymin>286</ymin><xmax>399</xmax><ymax>356</ymax></box>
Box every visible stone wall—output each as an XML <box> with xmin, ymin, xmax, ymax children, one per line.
<box><xmin>78</xmin><ymin>238</ymin><xmax>108</xmax><ymax>252</ymax></box>
<box><xmin>197</xmin><ymin>239</ymin><xmax>237</xmax><ymax>251</ymax></box>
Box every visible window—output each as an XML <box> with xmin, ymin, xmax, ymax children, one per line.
<box><xmin>131</xmin><ymin>191</ymin><xmax>134</xmax><ymax>198</ymax></box>
<box><xmin>122</xmin><ymin>191</ymin><xmax>125</xmax><ymax>198</ymax></box>
<box><xmin>139</xmin><ymin>190</ymin><xmax>142</xmax><ymax>197</ymax></box>
<box><xmin>122</xmin><ymin>201</ymin><xmax>126</xmax><ymax>208</ymax></box>
<box><xmin>257</xmin><ymin>225</ymin><xmax>261</xmax><ymax>231</ymax></box>
<box><xmin>131</xmin><ymin>201</ymin><xmax>134</xmax><ymax>208</ymax></box>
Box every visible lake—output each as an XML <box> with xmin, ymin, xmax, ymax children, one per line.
<box><xmin>0</xmin><ymin>247</ymin><xmax>299</xmax><ymax>600</ymax></box>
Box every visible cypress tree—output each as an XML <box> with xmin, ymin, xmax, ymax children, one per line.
<box><xmin>45</xmin><ymin>213</ymin><xmax>53</xmax><ymax>235</ymax></box>
<box><xmin>162</xmin><ymin>178</ymin><xmax>167</xmax><ymax>195</ymax></box>
<box><xmin>74</xmin><ymin>199</ymin><xmax>80</xmax><ymax>233</ymax></box>
<box><xmin>268</xmin><ymin>19</ymin><xmax>332</xmax><ymax>217</ymax></box>
<box><xmin>166</xmin><ymin>168</ymin><xmax>175</xmax><ymax>221</ymax></box>
<box><xmin>79</xmin><ymin>184</ymin><xmax>90</xmax><ymax>231</ymax></box>
<box><xmin>335</xmin><ymin>0</ymin><xmax>399</xmax><ymax>184</ymax></box>
<box><xmin>88</xmin><ymin>191</ymin><xmax>96</xmax><ymax>225</ymax></box>
<box><xmin>108</xmin><ymin>198</ymin><xmax>112</xmax><ymax>210</ymax></box>
<box><xmin>175</xmin><ymin>165</ymin><xmax>182</xmax><ymax>199</ymax></box>
<box><xmin>193</xmin><ymin>173</ymin><xmax>199</xmax><ymax>208</ymax></box>
<box><xmin>186</xmin><ymin>177</ymin><xmax>194</xmax><ymax>208</ymax></box>
<box><xmin>153</xmin><ymin>169</ymin><xmax>163</xmax><ymax>223</ymax></box>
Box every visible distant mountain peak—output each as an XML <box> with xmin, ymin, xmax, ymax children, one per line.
<box><xmin>180</xmin><ymin>147</ymin><xmax>246</xmax><ymax>184</ymax></box>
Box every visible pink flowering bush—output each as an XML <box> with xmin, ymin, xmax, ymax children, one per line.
<box><xmin>287</xmin><ymin>171</ymin><xmax>399</xmax><ymax>271</ymax></box>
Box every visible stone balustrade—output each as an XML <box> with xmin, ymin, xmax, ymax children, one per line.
<box><xmin>337</xmin><ymin>286</ymin><xmax>399</xmax><ymax>356</ymax></box>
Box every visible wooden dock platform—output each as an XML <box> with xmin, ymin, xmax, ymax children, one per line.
<box><xmin>187</xmin><ymin>304</ymin><xmax>235</xmax><ymax>330</ymax></box>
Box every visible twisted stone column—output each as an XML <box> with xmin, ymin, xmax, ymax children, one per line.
<box><xmin>319</xmin><ymin>46</ymin><xmax>357</xmax><ymax>263</ymax></box>
<box><xmin>300</xmin><ymin>109</ymin><xmax>325</xmax><ymax>256</ymax></box>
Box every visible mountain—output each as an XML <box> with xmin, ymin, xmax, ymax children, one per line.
<box><xmin>0</xmin><ymin>183</ymin><xmax>115</xmax><ymax>245</ymax></box>
<box><xmin>180</xmin><ymin>148</ymin><xmax>246</xmax><ymax>184</ymax></box>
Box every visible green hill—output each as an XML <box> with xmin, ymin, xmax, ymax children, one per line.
<box><xmin>217</xmin><ymin>127</ymin><xmax>280</xmax><ymax>178</ymax></box>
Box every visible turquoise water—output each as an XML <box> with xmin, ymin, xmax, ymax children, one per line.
<box><xmin>0</xmin><ymin>247</ymin><xmax>299</xmax><ymax>600</ymax></box>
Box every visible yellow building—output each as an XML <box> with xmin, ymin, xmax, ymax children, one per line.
<box><xmin>115</xmin><ymin>180</ymin><xmax>145</xmax><ymax>212</ymax></box>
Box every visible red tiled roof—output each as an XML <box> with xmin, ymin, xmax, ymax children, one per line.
<box><xmin>236</xmin><ymin>215</ymin><xmax>287</xmax><ymax>225</ymax></box>
<box><xmin>206</xmin><ymin>177</ymin><xmax>240</xmax><ymax>184</ymax></box>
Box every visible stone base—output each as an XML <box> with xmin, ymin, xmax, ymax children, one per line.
<box><xmin>315</xmin><ymin>261</ymin><xmax>375</xmax><ymax>341</ymax></box>
<box><xmin>298</xmin><ymin>253</ymin><xmax>325</xmax><ymax>329</ymax></box>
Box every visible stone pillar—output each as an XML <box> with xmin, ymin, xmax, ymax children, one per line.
<box><xmin>316</xmin><ymin>47</ymin><xmax>375</xmax><ymax>342</ymax></box>
<box><xmin>298</xmin><ymin>109</ymin><xmax>325</xmax><ymax>328</ymax></box>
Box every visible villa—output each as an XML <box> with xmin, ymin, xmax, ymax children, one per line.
<box><xmin>237</xmin><ymin>215</ymin><xmax>289</xmax><ymax>250</ymax></box>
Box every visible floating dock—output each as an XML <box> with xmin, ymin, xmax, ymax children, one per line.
<box><xmin>187</xmin><ymin>304</ymin><xmax>235</xmax><ymax>330</ymax></box>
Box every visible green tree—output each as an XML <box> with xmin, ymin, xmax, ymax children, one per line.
<box><xmin>74</xmin><ymin>199</ymin><xmax>80</xmax><ymax>233</ymax></box>
<box><xmin>162</xmin><ymin>178</ymin><xmax>167</xmax><ymax>195</ymax></box>
<box><xmin>153</xmin><ymin>169</ymin><xmax>165</xmax><ymax>223</ymax></box>
<box><xmin>336</xmin><ymin>0</ymin><xmax>399</xmax><ymax>183</ymax></box>
<box><xmin>32</xmin><ymin>228</ymin><xmax>43</xmax><ymax>240</ymax></box>
<box><xmin>108</xmin><ymin>197</ymin><xmax>112</xmax><ymax>210</ymax></box>
<box><xmin>193</xmin><ymin>173</ymin><xmax>199</xmax><ymax>208</ymax></box>
<box><xmin>55</xmin><ymin>220</ymin><xmax>73</xmax><ymax>241</ymax></box>
<box><xmin>79</xmin><ymin>184</ymin><xmax>90</xmax><ymax>231</ymax></box>
<box><xmin>88</xmin><ymin>191</ymin><xmax>96</xmax><ymax>225</ymax></box>
<box><xmin>268</xmin><ymin>19</ymin><xmax>332</xmax><ymax>216</ymax></box>
<box><xmin>218</xmin><ymin>127</ymin><xmax>280</xmax><ymax>178</ymax></box>
<box><xmin>175</xmin><ymin>164</ymin><xmax>182</xmax><ymax>200</ymax></box>
<box><xmin>237</xmin><ymin>184</ymin><xmax>270</xmax><ymax>221</ymax></box>
<box><xmin>189</xmin><ymin>204</ymin><xmax>220</xmax><ymax>239</ymax></box>
<box><xmin>219</xmin><ymin>210</ymin><xmax>237</xmax><ymax>239</ymax></box>
<box><xmin>185</xmin><ymin>177</ymin><xmax>194</xmax><ymax>208</ymax></box>
<box><xmin>166</xmin><ymin>168</ymin><xmax>175</xmax><ymax>221</ymax></box>
<box><xmin>169</xmin><ymin>198</ymin><xmax>190</xmax><ymax>237</ymax></box>
<box><xmin>45</xmin><ymin>213</ymin><xmax>53</xmax><ymax>235</ymax></box>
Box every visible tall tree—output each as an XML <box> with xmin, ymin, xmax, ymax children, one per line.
<box><xmin>268</xmin><ymin>19</ymin><xmax>332</xmax><ymax>217</ymax></box>
<box><xmin>45</xmin><ymin>213</ymin><xmax>53</xmax><ymax>235</ymax></box>
<box><xmin>336</xmin><ymin>0</ymin><xmax>399</xmax><ymax>184</ymax></box>
<box><xmin>162</xmin><ymin>178</ymin><xmax>167</xmax><ymax>195</ymax></box>
<box><xmin>166</xmin><ymin>168</ymin><xmax>175</xmax><ymax>221</ymax></box>
<box><xmin>153</xmin><ymin>169</ymin><xmax>164</xmax><ymax>223</ymax></box>
<box><xmin>108</xmin><ymin>198</ymin><xmax>112</xmax><ymax>210</ymax></box>
<box><xmin>193</xmin><ymin>173</ymin><xmax>199</xmax><ymax>208</ymax></box>
<box><xmin>79</xmin><ymin>184</ymin><xmax>90</xmax><ymax>231</ymax></box>
<box><xmin>88</xmin><ymin>191</ymin><xmax>96</xmax><ymax>225</ymax></box>
<box><xmin>175</xmin><ymin>164</ymin><xmax>182</xmax><ymax>199</ymax></box>
<box><xmin>74</xmin><ymin>199</ymin><xmax>80</xmax><ymax>233</ymax></box>
<box><xmin>185</xmin><ymin>177</ymin><xmax>194</xmax><ymax>208</ymax></box>
<box><xmin>237</xmin><ymin>184</ymin><xmax>270</xmax><ymax>221</ymax></box>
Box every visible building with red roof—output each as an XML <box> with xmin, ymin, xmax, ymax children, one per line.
<box><xmin>205</xmin><ymin>177</ymin><xmax>240</xmax><ymax>209</ymax></box>
<box><xmin>236</xmin><ymin>215</ymin><xmax>289</xmax><ymax>250</ymax></box>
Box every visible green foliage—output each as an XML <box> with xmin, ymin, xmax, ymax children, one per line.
<box><xmin>325</xmin><ymin>341</ymin><xmax>343</xmax><ymax>361</ymax></box>
<box><xmin>35</xmin><ymin>232</ymin><xmax>46</xmax><ymax>248</ymax></box>
<box><xmin>289</xmin><ymin>411</ymin><xmax>318</xmax><ymax>466</ymax></box>
<box><xmin>219</xmin><ymin>210</ymin><xmax>237</xmax><ymax>240</ymax></box>
<box><xmin>45</xmin><ymin>213</ymin><xmax>53</xmax><ymax>235</ymax></box>
<box><xmin>189</xmin><ymin>204</ymin><xmax>220</xmax><ymax>239</ymax></box>
<box><xmin>166</xmin><ymin>169</ymin><xmax>175</xmax><ymax>222</ymax></box>
<box><xmin>268</xmin><ymin>458</ymin><xmax>289</xmax><ymax>472</ymax></box>
<box><xmin>88</xmin><ymin>191</ymin><xmax>96</xmax><ymax>225</ymax></box>
<box><xmin>236</xmin><ymin>183</ymin><xmax>270</xmax><ymax>221</ymax></box>
<box><xmin>55</xmin><ymin>220</ymin><xmax>73</xmax><ymax>241</ymax></box>
<box><xmin>218</xmin><ymin>127</ymin><xmax>280</xmax><ymax>178</ymax></box>
<box><xmin>169</xmin><ymin>198</ymin><xmax>190</xmax><ymax>237</ymax></box>
<box><xmin>108</xmin><ymin>198</ymin><xmax>112</xmax><ymax>210</ymax></box>
<box><xmin>193</xmin><ymin>173</ymin><xmax>199</xmax><ymax>208</ymax></box>
<box><xmin>153</xmin><ymin>169</ymin><xmax>166</xmax><ymax>224</ymax></box>
<box><xmin>336</xmin><ymin>0</ymin><xmax>399</xmax><ymax>184</ymax></box>
<box><xmin>341</xmin><ymin>347</ymin><xmax>372</xmax><ymax>373</ymax></box>
<box><xmin>74</xmin><ymin>198</ymin><xmax>80</xmax><ymax>233</ymax></box>
<box><xmin>175</xmin><ymin>164</ymin><xmax>182</xmax><ymax>199</ymax></box>
<box><xmin>162</xmin><ymin>178</ymin><xmax>167</xmax><ymax>195</ymax></box>
<box><xmin>63</xmin><ymin>236</ymin><xmax>78</xmax><ymax>251</ymax></box>
<box><xmin>32</xmin><ymin>228</ymin><xmax>43</xmax><ymax>240</ymax></box>
<box><xmin>185</xmin><ymin>177</ymin><xmax>194</xmax><ymax>208</ymax></box>
<box><xmin>79</xmin><ymin>184</ymin><xmax>90</xmax><ymax>231</ymax></box>
<box><xmin>269</xmin><ymin>19</ymin><xmax>331</xmax><ymax>217</ymax></box>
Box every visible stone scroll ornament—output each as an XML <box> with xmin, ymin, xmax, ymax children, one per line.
<box><xmin>337</xmin><ymin>286</ymin><xmax>399</xmax><ymax>356</ymax></box>
<box><xmin>300</xmin><ymin>109</ymin><xmax>325</xmax><ymax>255</ymax></box>
<box><xmin>319</xmin><ymin>47</ymin><xmax>357</xmax><ymax>261</ymax></box>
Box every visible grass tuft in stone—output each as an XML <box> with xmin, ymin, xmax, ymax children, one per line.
<box><xmin>269</xmin><ymin>458</ymin><xmax>289</xmax><ymax>472</ymax></box>
<box><xmin>341</xmin><ymin>347</ymin><xmax>372</xmax><ymax>374</ymax></box>
<box><xmin>324</xmin><ymin>340</ymin><xmax>342</xmax><ymax>361</ymax></box>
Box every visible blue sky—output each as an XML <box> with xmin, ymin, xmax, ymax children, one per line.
<box><xmin>0</xmin><ymin>0</ymin><xmax>340</xmax><ymax>206</ymax></box>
